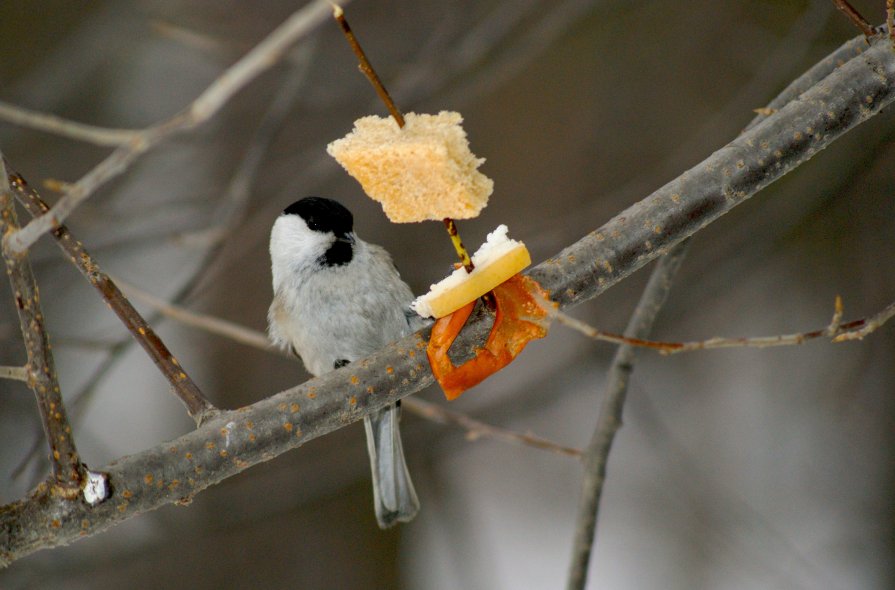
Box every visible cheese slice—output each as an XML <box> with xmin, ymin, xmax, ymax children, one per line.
<box><xmin>412</xmin><ymin>225</ymin><xmax>531</xmax><ymax>319</ymax></box>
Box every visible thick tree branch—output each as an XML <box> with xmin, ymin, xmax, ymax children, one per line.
<box><xmin>527</xmin><ymin>32</ymin><xmax>895</xmax><ymax>310</ymax></box>
<box><xmin>2</xmin><ymin>29</ymin><xmax>895</xmax><ymax>566</ymax></box>
<box><xmin>0</xmin><ymin>160</ymin><xmax>84</xmax><ymax>494</ymax></box>
<box><xmin>6</xmin><ymin>170</ymin><xmax>217</xmax><ymax>424</ymax></box>
<box><xmin>114</xmin><ymin>278</ymin><xmax>580</xmax><ymax>458</ymax></box>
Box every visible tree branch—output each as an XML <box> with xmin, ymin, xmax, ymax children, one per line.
<box><xmin>403</xmin><ymin>397</ymin><xmax>582</xmax><ymax>458</ymax></box>
<box><xmin>0</xmin><ymin>365</ymin><xmax>29</xmax><ymax>382</ymax></box>
<box><xmin>527</xmin><ymin>31</ymin><xmax>895</xmax><ymax>310</ymax></box>
<box><xmin>0</xmin><ymin>101</ymin><xmax>140</xmax><ymax>146</ymax></box>
<box><xmin>547</xmin><ymin>297</ymin><xmax>892</xmax><ymax>353</ymax></box>
<box><xmin>562</xmin><ymin>24</ymin><xmax>883</xmax><ymax>586</ymax></box>
<box><xmin>116</xmin><ymin>278</ymin><xmax>275</xmax><ymax>353</ymax></box>
<box><xmin>114</xmin><ymin>277</ymin><xmax>580</xmax><ymax>458</ymax></box>
<box><xmin>7</xmin><ymin>169</ymin><xmax>217</xmax><ymax>424</ymax></box>
<box><xmin>831</xmin><ymin>0</ymin><xmax>876</xmax><ymax>38</ymax></box>
<box><xmin>565</xmin><ymin>240</ymin><xmax>689</xmax><ymax>590</ymax></box>
<box><xmin>832</xmin><ymin>299</ymin><xmax>895</xmax><ymax>341</ymax></box>
<box><xmin>0</xmin><ymin>158</ymin><xmax>85</xmax><ymax>494</ymax></box>
<box><xmin>2</xmin><ymin>28</ymin><xmax>895</xmax><ymax>566</ymax></box>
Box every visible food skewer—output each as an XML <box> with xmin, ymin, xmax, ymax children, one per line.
<box><xmin>330</xmin><ymin>5</ymin><xmax>553</xmax><ymax>401</ymax></box>
<box><xmin>333</xmin><ymin>5</ymin><xmax>478</xmax><ymax>275</ymax></box>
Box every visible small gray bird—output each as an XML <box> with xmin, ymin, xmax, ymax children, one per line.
<box><xmin>268</xmin><ymin>196</ymin><xmax>421</xmax><ymax>528</ymax></box>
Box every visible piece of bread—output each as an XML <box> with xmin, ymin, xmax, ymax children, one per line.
<box><xmin>412</xmin><ymin>225</ymin><xmax>531</xmax><ymax>318</ymax></box>
<box><xmin>327</xmin><ymin>111</ymin><xmax>493</xmax><ymax>223</ymax></box>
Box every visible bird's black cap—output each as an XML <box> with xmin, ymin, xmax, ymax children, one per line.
<box><xmin>283</xmin><ymin>197</ymin><xmax>354</xmax><ymax>238</ymax></box>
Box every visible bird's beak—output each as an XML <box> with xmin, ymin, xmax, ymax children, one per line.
<box><xmin>337</xmin><ymin>234</ymin><xmax>355</xmax><ymax>245</ymax></box>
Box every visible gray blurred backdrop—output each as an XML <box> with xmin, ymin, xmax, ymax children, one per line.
<box><xmin>1</xmin><ymin>0</ymin><xmax>893</xmax><ymax>588</ymax></box>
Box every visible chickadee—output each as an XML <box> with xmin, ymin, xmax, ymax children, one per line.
<box><xmin>268</xmin><ymin>196</ymin><xmax>421</xmax><ymax>528</ymax></box>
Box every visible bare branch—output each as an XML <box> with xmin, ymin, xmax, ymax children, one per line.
<box><xmin>2</xmin><ymin>27</ymin><xmax>895</xmax><ymax>566</ymax></box>
<box><xmin>831</xmin><ymin>0</ymin><xmax>876</xmax><ymax>37</ymax></box>
<box><xmin>150</xmin><ymin>20</ymin><xmax>246</xmax><ymax>57</ymax></box>
<box><xmin>2</xmin><ymin>0</ymin><xmax>342</xmax><ymax>254</ymax></box>
<box><xmin>402</xmin><ymin>397</ymin><xmax>582</xmax><ymax>458</ymax></box>
<box><xmin>7</xmin><ymin>169</ymin><xmax>217</xmax><ymax>424</ymax></box>
<box><xmin>565</xmin><ymin>241</ymin><xmax>690</xmax><ymax>590</ymax></box>
<box><xmin>115</xmin><ymin>278</ymin><xmax>275</xmax><ymax>353</ymax></box>
<box><xmin>0</xmin><ymin>365</ymin><xmax>28</xmax><ymax>381</ymax></box>
<box><xmin>0</xmin><ymin>157</ymin><xmax>84</xmax><ymax>494</ymax></box>
<box><xmin>528</xmin><ymin>32</ymin><xmax>895</xmax><ymax>310</ymax></box>
<box><xmin>833</xmin><ymin>300</ymin><xmax>895</xmax><ymax>341</ymax></box>
<box><xmin>565</xmin><ymin>23</ymin><xmax>892</xmax><ymax>586</ymax></box>
<box><xmin>548</xmin><ymin>298</ymin><xmax>892</xmax><ymax>354</ymax></box>
<box><xmin>0</xmin><ymin>101</ymin><xmax>140</xmax><ymax>146</ymax></box>
<box><xmin>115</xmin><ymin>277</ymin><xmax>578</xmax><ymax>458</ymax></box>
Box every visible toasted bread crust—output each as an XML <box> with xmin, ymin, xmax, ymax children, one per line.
<box><xmin>327</xmin><ymin>112</ymin><xmax>493</xmax><ymax>223</ymax></box>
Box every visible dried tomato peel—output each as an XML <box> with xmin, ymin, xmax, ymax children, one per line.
<box><xmin>426</xmin><ymin>274</ymin><xmax>557</xmax><ymax>400</ymax></box>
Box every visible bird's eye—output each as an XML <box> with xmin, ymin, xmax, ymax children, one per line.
<box><xmin>306</xmin><ymin>219</ymin><xmax>320</xmax><ymax>231</ymax></box>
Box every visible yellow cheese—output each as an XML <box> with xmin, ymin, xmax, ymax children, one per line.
<box><xmin>413</xmin><ymin>243</ymin><xmax>531</xmax><ymax>319</ymax></box>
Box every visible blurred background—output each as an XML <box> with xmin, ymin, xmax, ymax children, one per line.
<box><xmin>1</xmin><ymin>0</ymin><xmax>893</xmax><ymax>588</ymax></box>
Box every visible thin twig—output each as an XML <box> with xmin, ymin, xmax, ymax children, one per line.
<box><xmin>332</xmin><ymin>4</ymin><xmax>405</xmax><ymax>126</ymax></box>
<box><xmin>833</xmin><ymin>300</ymin><xmax>895</xmax><ymax>341</ymax></box>
<box><xmin>11</xmin><ymin>45</ymin><xmax>320</xmax><ymax>471</ymax></box>
<box><xmin>13</xmin><ymin>337</ymin><xmax>134</xmax><ymax>483</ymax></box>
<box><xmin>0</xmin><ymin>365</ymin><xmax>29</xmax><ymax>381</ymax></box>
<box><xmin>2</xmin><ymin>0</ymin><xmax>341</xmax><ymax>255</ymax></box>
<box><xmin>116</xmin><ymin>278</ymin><xmax>275</xmax><ymax>352</ymax></box>
<box><xmin>150</xmin><ymin>20</ymin><xmax>247</xmax><ymax>57</ymax></box>
<box><xmin>0</xmin><ymin>101</ymin><xmax>141</xmax><ymax>146</ymax></box>
<box><xmin>402</xmin><ymin>397</ymin><xmax>582</xmax><ymax>458</ymax></box>
<box><xmin>565</xmin><ymin>241</ymin><xmax>690</xmax><ymax>590</ymax></box>
<box><xmin>7</xmin><ymin>168</ymin><xmax>217</xmax><ymax>424</ymax></box>
<box><xmin>213</xmin><ymin>41</ymin><xmax>318</xmax><ymax>228</ymax></box>
<box><xmin>0</xmin><ymin>157</ymin><xmax>84</xmax><ymax>494</ymax></box>
<box><xmin>831</xmin><ymin>0</ymin><xmax>876</xmax><ymax>37</ymax></box>
<box><xmin>549</xmin><ymin>300</ymin><xmax>888</xmax><ymax>354</ymax></box>
<box><xmin>332</xmin><ymin>5</ymin><xmax>481</xmax><ymax>279</ymax></box>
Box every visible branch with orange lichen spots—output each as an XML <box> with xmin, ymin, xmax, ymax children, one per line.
<box><xmin>0</xmin><ymin>159</ymin><xmax>84</xmax><ymax>495</ymax></box>
<box><xmin>113</xmin><ymin>277</ymin><xmax>578</xmax><ymax>458</ymax></box>
<box><xmin>6</xmin><ymin>166</ymin><xmax>217</xmax><ymax>425</ymax></box>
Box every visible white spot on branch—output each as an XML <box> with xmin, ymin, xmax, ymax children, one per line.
<box><xmin>83</xmin><ymin>470</ymin><xmax>110</xmax><ymax>506</ymax></box>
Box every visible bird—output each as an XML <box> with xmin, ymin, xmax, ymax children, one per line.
<box><xmin>268</xmin><ymin>196</ymin><xmax>421</xmax><ymax>528</ymax></box>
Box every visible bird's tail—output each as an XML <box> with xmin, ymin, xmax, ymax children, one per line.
<box><xmin>364</xmin><ymin>403</ymin><xmax>420</xmax><ymax>528</ymax></box>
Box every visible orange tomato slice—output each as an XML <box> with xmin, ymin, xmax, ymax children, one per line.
<box><xmin>427</xmin><ymin>274</ymin><xmax>556</xmax><ymax>400</ymax></box>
